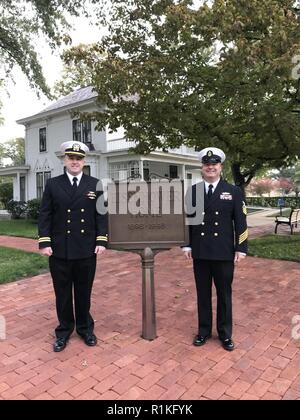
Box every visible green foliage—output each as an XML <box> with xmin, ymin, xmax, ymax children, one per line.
<box><xmin>0</xmin><ymin>138</ymin><xmax>25</xmax><ymax>166</ymax></box>
<box><xmin>26</xmin><ymin>198</ymin><xmax>42</xmax><ymax>221</ymax></box>
<box><xmin>0</xmin><ymin>141</ymin><xmax>5</xmax><ymax>166</ymax></box>
<box><xmin>246</xmin><ymin>196</ymin><xmax>299</xmax><ymax>208</ymax></box>
<box><xmin>60</xmin><ymin>0</ymin><xmax>300</xmax><ymax>189</ymax></box>
<box><xmin>54</xmin><ymin>44</ymin><xmax>100</xmax><ymax>97</ymax></box>
<box><xmin>0</xmin><ymin>219</ymin><xmax>38</xmax><ymax>238</ymax></box>
<box><xmin>0</xmin><ymin>182</ymin><xmax>13</xmax><ymax>208</ymax></box>
<box><xmin>294</xmin><ymin>162</ymin><xmax>300</xmax><ymax>193</ymax></box>
<box><xmin>0</xmin><ymin>0</ymin><xmax>97</xmax><ymax>100</ymax></box>
<box><xmin>6</xmin><ymin>200</ymin><xmax>27</xmax><ymax>219</ymax></box>
<box><xmin>0</xmin><ymin>246</ymin><xmax>48</xmax><ymax>284</ymax></box>
<box><xmin>249</xmin><ymin>234</ymin><xmax>300</xmax><ymax>262</ymax></box>
<box><xmin>269</xmin><ymin>163</ymin><xmax>300</xmax><ymax>196</ymax></box>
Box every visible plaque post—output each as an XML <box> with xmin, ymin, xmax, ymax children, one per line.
<box><xmin>140</xmin><ymin>247</ymin><xmax>157</xmax><ymax>340</ymax></box>
<box><xmin>107</xmin><ymin>180</ymin><xmax>189</xmax><ymax>341</ymax></box>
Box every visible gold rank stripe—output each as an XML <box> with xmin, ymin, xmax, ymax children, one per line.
<box><xmin>97</xmin><ymin>236</ymin><xmax>108</xmax><ymax>241</ymax></box>
<box><xmin>239</xmin><ymin>229</ymin><xmax>248</xmax><ymax>244</ymax></box>
<box><xmin>39</xmin><ymin>237</ymin><xmax>51</xmax><ymax>242</ymax></box>
<box><xmin>239</xmin><ymin>233</ymin><xmax>248</xmax><ymax>244</ymax></box>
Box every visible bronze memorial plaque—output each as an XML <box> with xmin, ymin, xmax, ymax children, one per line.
<box><xmin>107</xmin><ymin>180</ymin><xmax>188</xmax><ymax>250</ymax></box>
<box><xmin>104</xmin><ymin>179</ymin><xmax>189</xmax><ymax>340</ymax></box>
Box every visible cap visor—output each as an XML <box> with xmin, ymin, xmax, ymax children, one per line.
<box><xmin>65</xmin><ymin>151</ymin><xmax>85</xmax><ymax>157</ymax></box>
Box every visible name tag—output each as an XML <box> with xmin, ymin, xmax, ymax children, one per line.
<box><xmin>220</xmin><ymin>192</ymin><xmax>232</xmax><ymax>200</ymax></box>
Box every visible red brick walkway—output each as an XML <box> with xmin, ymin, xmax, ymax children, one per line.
<box><xmin>0</xmin><ymin>236</ymin><xmax>38</xmax><ymax>253</ymax></box>
<box><xmin>0</xmin><ymin>233</ymin><xmax>300</xmax><ymax>400</ymax></box>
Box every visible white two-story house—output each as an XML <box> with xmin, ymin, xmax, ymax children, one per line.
<box><xmin>0</xmin><ymin>86</ymin><xmax>202</xmax><ymax>201</ymax></box>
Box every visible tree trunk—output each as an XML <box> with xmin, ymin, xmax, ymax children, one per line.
<box><xmin>231</xmin><ymin>162</ymin><xmax>256</xmax><ymax>203</ymax></box>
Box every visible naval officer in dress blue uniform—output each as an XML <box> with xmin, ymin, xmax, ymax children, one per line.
<box><xmin>38</xmin><ymin>141</ymin><xmax>108</xmax><ymax>352</ymax></box>
<box><xmin>183</xmin><ymin>147</ymin><xmax>248</xmax><ymax>351</ymax></box>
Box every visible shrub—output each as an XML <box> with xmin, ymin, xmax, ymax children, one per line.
<box><xmin>246</xmin><ymin>196</ymin><xmax>300</xmax><ymax>208</ymax></box>
<box><xmin>26</xmin><ymin>198</ymin><xmax>42</xmax><ymax>221</ymax></box>
<box><xmin>6</xmin><ymin>200</ymin><xmax>27</xmax><ymax>219</ymax></box>
<box><xmin>0</xmin><ymin>183</ymin><xmax>13</xmax><ymax>208</ymax></box>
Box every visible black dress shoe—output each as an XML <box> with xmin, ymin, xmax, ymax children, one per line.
<box><xmin>193</xmin><ymin>334</ymin><xmax>212</xmax><ymax>347</ymax></box>
<box><xmin>83</xmin><ymin>333</ymin><xmax>97</xmax><ymax>347</ymax></box>
<box><xmin>53</xmin><ymin>337</ymin><xmax>68</xmax><ymax>352</ymax></box>
<box><xmin>221</xmin><ymin>338</ymin><xmax>235</xmax><ymax>351</ymax></box>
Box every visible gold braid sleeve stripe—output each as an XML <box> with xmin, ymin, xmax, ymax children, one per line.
<box><xmin>239</xmin><ymin>229</ymin><xmax>248</xmax><ymax>244</ymax></box>
<box><xmin>97</xmin><ymin>236</ymin><xmax>108</xmax><ymax>241</ymax></box>
<box><xmin>39</xmin><ymin>237</ymin><xmax>51</xmax><ymax>242</ymax></box>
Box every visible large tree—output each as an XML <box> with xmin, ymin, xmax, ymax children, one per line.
<box><xmin>60</xmin><ymin>0</ymin><xmax>300</xmax><ymax>196</ymax></box>
<box><xmin>0</xmin><ymin>138</ymin><xmax>25</xmax><ymax>166</ymax></box>
<box><xmin>0</xmin><ymin>0</ymin><xmax>97</xmax><ymax>99</ymax></box>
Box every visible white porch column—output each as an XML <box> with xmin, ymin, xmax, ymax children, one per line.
<box><xmin>181</xmin><ymin>164</ymin><xmax>186</xmax><ymax>180</ymax></box>
<box><xmin>139</xmin><ymin>160</ymin><xmax>144</xmax><ymax>180</ymax></box>
<box><xmin>16</xmin><ymin>172</ymin><xmax>20</xmax><ymax>201</ymax></box>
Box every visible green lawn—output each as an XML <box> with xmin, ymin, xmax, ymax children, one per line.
<box><xmin>0</xmin><ymin>246</ymin><xmax>49</xmax><ymax>284</ymax></box>
<box><xmin>0</xmin><ymin>219</ymin><xmax>38</xmax><ymax>239</ymax></box>
<box><xmin>248</xmin><ymin>233</ymin><xmax>300</xmax><ymax>262</ymax></box>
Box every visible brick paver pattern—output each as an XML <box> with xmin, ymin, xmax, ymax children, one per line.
<box><xmin>0</xmin><ymin>226</ymin><xmax>299</xmax><ymax>400</ymax></box>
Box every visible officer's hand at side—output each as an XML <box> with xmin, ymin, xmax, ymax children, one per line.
<box><xmin>234</xmin><ymin>252</ymin><xmax>246</xmax><ymax>263</ymax></box>
<box><xmin>95</xmin><ymin>246</ymin><xmax>106</xmax><ymax>255</ymax></box>
<box><xmin>40</xmin><ymin>247</ymin><xmax>53</xmax><ymax>257</ymax></box>
<box><xmin>184</xmin><ymin>250</ymin><xmax>192</xmax><ymax>260</ymax></box>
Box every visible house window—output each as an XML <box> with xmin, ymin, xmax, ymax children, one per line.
<box><xmin>143</xmin><ymin>167</ymin><xmax>150</xmax><ymax>181</ymax></box>
<box><xmin>83</xmin><ymin>166</ymin><xmax>91</xmax><ymax>176</ymax></box>
<box><xmin>36</xmin><ymin>173</ymin><xmax>44</xmax><ymax>199</ymax></box>
<box><xmin>72</xmin><ymin>119</ymin><xmax>92</xmax><ymax>144</ymax></box>
<box><xmin>130</xmin><ymin>161</ymin><xmax>140</xmax><ymax>179</ymax></box>
<box><xmin>72</xmin><ymin>120</ymin><xmax>82</xmax><ymax>142</ymax></box>
<box><xmin>36</xmin><ymin>171</ymin><xmax>51</xmax><ymax>199</ymax></box>
<box><xmin>169</xmin><ymin>165</ymin><xmax>178</xmax><ymax>179</ymax></box>
<box><xmin>44</xmin><ymin>171</ymin><xmax>51</xmax><ymax>186</ymax></box>
<box><xmin>108</xmin><ymin>161</ymin><xmax>140</xmax><ymax>181</ymax></box>
<box><xmin>39</xmin><ymin>128</ymin><xmax>47</xmax><ymax>152</ymax></box>
<box><xmin>82</xmin><ymin>121</ymin><xmax>92</xmax><ymax>144</ymax></box>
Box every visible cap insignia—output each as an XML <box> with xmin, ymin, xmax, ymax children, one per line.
<box><xmin>72</xmin><ymin>143</ymin><xmax>80</xmax><ymax>152</ymax></box>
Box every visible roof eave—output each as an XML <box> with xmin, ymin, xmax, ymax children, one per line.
<box><xmin>17</xmin><ymin>97</ymin><xmax>99</xmax><ymax>125</ymax></box>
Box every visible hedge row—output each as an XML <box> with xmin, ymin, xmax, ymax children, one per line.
<box><xmin>6</xmin><ymin>199</ymin><xmax>42</xmax><ymax>220</ymax></box>
<box><xmin>246</xmin><ymin>196</ymin><xmax>300</xmax><ymax>208</ymax></box>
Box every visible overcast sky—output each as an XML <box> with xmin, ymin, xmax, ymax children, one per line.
<box><xmin>0</xmin><ymin>16</ymin><xmax>104</xmax><ymax>143</ymax></box>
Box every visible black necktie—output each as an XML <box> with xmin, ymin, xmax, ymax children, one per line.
<box><xmin>207</xmin><ymin>184</ymin><xmax>213</xmax><ymax>199</ymax></box>
<box><xmin>72</xmin><ymin>177</ymin><xmax>78</xmax><ymax>195</ymax></box>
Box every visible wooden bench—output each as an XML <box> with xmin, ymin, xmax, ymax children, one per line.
<box><xmin>274</xmin><ymin>208</ymin><xmax>300</xmax><ymax>234</ymax></box>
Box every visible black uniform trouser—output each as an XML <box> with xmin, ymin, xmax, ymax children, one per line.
<box><xmin>49</xmin><ymin>255</ymin><xmax>97</xmax><ymax>339</ymax></box>
<box><xmin>193</xmin><ymin>259</ymin><xmax>234</xmax><ymax>340</ymax></box>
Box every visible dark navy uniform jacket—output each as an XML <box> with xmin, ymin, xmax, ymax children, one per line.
<box><xmin>38</xmin><ymin>173</ymin><xmax>108</xmax><ymax>260</ymax></box>
<box><xmin>187</xmin><ymin>180</ymin><xmax>248</xmax><ymax>261</ymax></box>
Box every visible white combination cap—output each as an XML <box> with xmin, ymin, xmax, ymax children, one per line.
<box><xmin>198</xmin><ymin>147</ymin><xmax>226</xmax><ymax>164</ymax></box>
<box><xmin>60</xmin><ymin>141</ymin><xmax>89</xmax><ymax>158</ymax></box>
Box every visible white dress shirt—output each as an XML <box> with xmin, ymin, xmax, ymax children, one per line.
<box><xmin>204</xmin><ymin>179</ymin><xmax>220</xmax><ymax>195</ymax></box>
<box><xmin>66</xmin><ymin>171</ymin><xmax>83</xmax><ymax>186</ymax></box>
